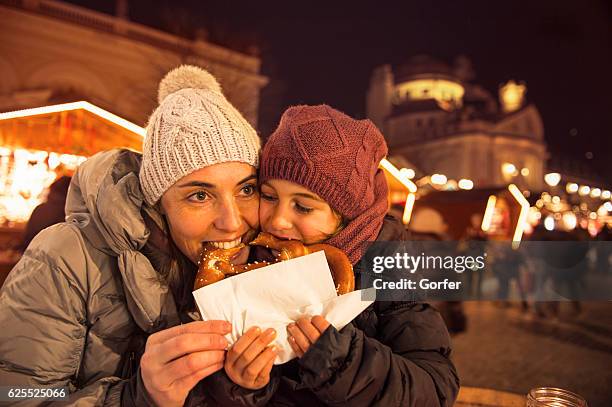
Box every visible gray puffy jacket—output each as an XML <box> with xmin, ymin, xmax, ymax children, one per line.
<box><xmin>0</xmin><ymin>149</ymin><xmax>185</xmax><ymax>406</ymax></box>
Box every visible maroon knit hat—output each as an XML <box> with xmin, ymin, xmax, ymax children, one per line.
<box><xmin>260</xmin><ymin>105</ymin><xmax>390</xmax><ymax>264</ymax></box>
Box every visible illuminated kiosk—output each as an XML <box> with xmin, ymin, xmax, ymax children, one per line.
<box><xmin>0</xmin><ymin>102</ymin><xmax>144</xmax><ymax>283</ymax></box>
<box><xmin>379</xmin><ymin>157</ymin><xmax>527</xmax><ymax>243</ymax></box>
<box><xmin>379</xmin><ymin>158</ymin><xmax>417</xmax><ymax>226</ymax></box>
<box><xmin>406</xmin><ymin>187</ymin><xmax>527</xmax><ymax>243</ymax></box>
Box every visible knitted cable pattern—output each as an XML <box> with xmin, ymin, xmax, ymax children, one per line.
<box><xmin>139</xmin><ymin>66</ymin><xmax>260</xmax><ymax>205</ymax></box>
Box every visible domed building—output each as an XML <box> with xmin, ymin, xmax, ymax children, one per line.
<box><xmin>367</xmin><ymin>55</ymin><xmax>547</xmax><ymax>191</ymax></box>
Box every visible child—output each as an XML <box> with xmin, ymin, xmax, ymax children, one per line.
<box><xmin>205</xmin><ymin>105</ymin><xmax>460</xmax><ymax>406</ymax></box>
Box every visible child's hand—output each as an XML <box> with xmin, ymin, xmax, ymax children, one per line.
<box><xmin>225</xmin><ymin>326</ymin><xmax>277</xmax><ymax>390</ymax></box>
<box><xmin>287</xmin><ymin>315</ymin><xmax>330</xmax><ymax>357</ymax></box>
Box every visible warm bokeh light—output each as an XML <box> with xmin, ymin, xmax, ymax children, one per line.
<box><xmin>402</xmin><ymin>193</ymin><xmax>416</xmax><ymax>225</ymax></box>
<box><xmin>544</xmin><ymin>172</ymin><xmax>561</xmax><ymax>187</ymax></box>
<box><xmin>508</xmin><ymin>184</ymin><xmax>530</xmax><ymax>247</ymax></box>
<box><xmin>458</xmin><ymin>178</ymin><xmax>473</xmax><ymax>190</ymax></box>
<box><xmin>544</xmin><ymin>215</ymin><xmax>555</xmax><ymax>231</ymax></box>
<box><xmin>499</xmin><ymin>80</ymin><xmax>527</xmax><ymax>113</ymax></box>
<box><xmin>579</xmin><ymin>185</ymin><xmax>590</xmax><ymax>196</ymax></box>
<box><xmin>430</xmin><ymin>173</ymin><xmax>447</xmax><ymax>185</ymax></box>
<box><xmin>399</xmin><ymin>168</ymin><xmax>416</xmax><ymax>179</ymax></box>
<box><xmin>562</xmin><ymin>212</ymin><xmax>577</xmax><ymax>230</ymax></box>
<box><xmin>379</xmin><ymin>159</ymin><xmax>417</xmax><ymax>226</ymax></box>
<box><xmin>394</xmin><ymin>79</ymin><xmax>464</xmax><ymax>107</ymax></box>
<box><xmin>379</xmin><ymin>159</ymin><xmax>417</xmax><ymax>193</ymax></box>
<box><xmin>0</xmin><ymin>147</ymin><xmax>86</xmax><ymax>223</ymax></box>
<box><xmin>566</xmin><ymin>183</ymin><xmax>579</xmax><ymax>193</ymax></box>
<box><xmin>527</xmin><ymin>207</ymin><xmax>541</xmax><ymax>226</ymax></box>
<box><xmin>481</xmin><ymin>195</ymin><xmax>497</xmax><ymax>232</ymax></box>
<box><xmin>590</xmin><ymin>188</ymin><xmax>601</xmax><ymax>198</ymax></box>
<box><xmin>502</xmin><ymin>162</ymin><xmax>517</xmax><ymax>176</ymax></box>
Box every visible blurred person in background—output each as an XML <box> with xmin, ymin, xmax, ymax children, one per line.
<box><xmin>461</xmin><ymin>213</ymin><xmax>488</xmax><ymax>300</ymax></box>
<box><xmin>17</xmin><ymin>175</ymin><xmax>71</xmax><ymax>252</ymax></box>
<box><xmin>596</xmin><ymin>223</ymin><xmax>611</xmax><ymax>273</ymax></box>
<box><xmin>409</xmin><ymin>208</ymin><xmax>467</xmax><ymax>334</ymax></box>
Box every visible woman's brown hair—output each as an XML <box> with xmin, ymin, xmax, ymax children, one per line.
<box><xmin>140</xmin><ymin>207</ymin><xmax>197</xmax><ymax>315</ymax></box>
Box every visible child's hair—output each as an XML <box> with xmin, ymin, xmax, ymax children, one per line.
<box><xmin>327</xmin><ymin>210</ymin><xmax>347</xmax><ymax>239</ymax></box>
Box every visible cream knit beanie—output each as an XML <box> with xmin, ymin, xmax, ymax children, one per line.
<box><xmin>139</xmin><ymin>65</ymin><xmax>260</xmax><ymax>205</ymax></box>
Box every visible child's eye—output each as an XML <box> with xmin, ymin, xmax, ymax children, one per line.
<box><xmin>188</xmin><ymin>190</ymin><xmax>209</xmax><ymax>202</ymax></box>
<box><xmin>260</xmin><ymin>192</ymin><xmax>277</xmax><ymax>202</ymax></box>
<box><xmin>295</xmin><ymin>202</ymin><xmax>313</xmax><ymax>214</ymax></box>
<box><xmin>241</xmin><ymin>183</ymin><xmax>257</xmax><ymax>196</ymax></box>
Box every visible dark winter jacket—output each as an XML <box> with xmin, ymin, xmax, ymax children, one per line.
<box><xmin>204</xmin><ymin>216</ymin><xmax>460</xmax><ymax>406</ymax></box>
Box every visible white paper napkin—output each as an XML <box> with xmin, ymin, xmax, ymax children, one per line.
<box><xmin>193</xmin><ymin>251</ymin><xmax>374</xmax><ymax>364</ymax></box>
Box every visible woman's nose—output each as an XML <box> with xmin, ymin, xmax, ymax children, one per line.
<box><xmin>215</xmin><ymin>199</ymin><xmax>242</xmax><ymax>232</ymax></box>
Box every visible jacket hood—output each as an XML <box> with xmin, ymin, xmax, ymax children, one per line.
<box><xmin>65</xmin><ymin>148</ymin><xmax>178</xmax><ymax>333</ymax></box>
<box><xmin>66</xmin><ymin>149</ymin><xmax>148</xmax><ymax>253</ymax></box>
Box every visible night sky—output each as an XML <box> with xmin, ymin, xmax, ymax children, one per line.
<box><xmin>68</xmin><ymin>0</ymin><xmax>611</xmax><ymax>183</ymax></box>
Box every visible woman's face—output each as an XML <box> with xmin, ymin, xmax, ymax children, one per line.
<box><xmin>259</xmin><ymin>179</ymin><xmax>341</xmax><ymax>244</ymax></box>
<box><xmin>160</xmin><ymin>162</ymin><xmax>259</xmax><ymax>265</ymax></box>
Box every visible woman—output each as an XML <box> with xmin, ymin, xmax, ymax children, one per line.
<box><xmin>205</xmin><ymin>105</ymin><xmax>460</xmax><ymax>406</ymax></box>
<box><xmin>0</xmin><ymin>65</ymin><xmax>268</xmax><ymax>406</ymax></box>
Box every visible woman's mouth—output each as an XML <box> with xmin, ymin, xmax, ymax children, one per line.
<box><xmin>205</xmin><ymin>229</ymin><xmax>259</xmax><ymax>250</ymax></box>
<box><xmin>207</xmin><ymin>237</ymin><xmax>243</xmax><ymax>249</ymax></box>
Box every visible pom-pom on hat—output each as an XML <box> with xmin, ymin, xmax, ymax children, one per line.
<box><xmin>139</xmin><ymin>65</ymin><xmax>260</xmax><ymax>205</ymax></box>
<box><xmin>157</xmin><ymin>65</ymin><xmax>221</xmax><ymax>103</ymax></box>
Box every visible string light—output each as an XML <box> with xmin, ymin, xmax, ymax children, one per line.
<box><xmin>430</xmin><ymin>173</ymin><xmax>447</xmax><ymax>185</ymax></box>
<box><xmin>481</xmin><ymin>195</ymin><xmax>497</xmax><ymax>232</ymax></box>
<box><xmin>508</xmin><ymin>184</ymin><xmax>530</xmax><ymax>248</ymax></box>
<box><xmin>578</xmin><ymin>185</ymin><xmax>590</xmax><ymax>196</ymax></box>
<box><xmin>544</xmin><ymin>172</ymin><xmax>561</xmax><ymax>187</ymax></box>
<box><xmin>0</xmin><ymin>101</ymin><xmax>146</xmax><ymax>137</ymax></box>
<box><xmin>458</xmin><ymin>179</ymin><xmax>473</xmax><ymax>190</ymax></box>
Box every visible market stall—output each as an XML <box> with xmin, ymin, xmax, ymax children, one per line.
<box><xmin>0</xmin><ymin>101</ymin><xmax>144</xmax><ymax>284</ymax></box>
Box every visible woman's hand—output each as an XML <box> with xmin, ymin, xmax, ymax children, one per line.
<box><xmin>287</xmin><ymin>315</ymin><xmax>330</xmax><ymax>357</ymax></box>
<box><xmin>225</xmin><ymin>326</ymin><xmax>277</xmax><ymax>390</ymax></box>
<box><xmin>140</xmin><ymin>320</ymin><xmax>231</xmax><ymax>407</ymax></box>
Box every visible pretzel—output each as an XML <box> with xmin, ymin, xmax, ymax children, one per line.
<box><xmin>193</xmin><ymin>232</ymin><xmax>354</xmax><ymax>294</ymax></box>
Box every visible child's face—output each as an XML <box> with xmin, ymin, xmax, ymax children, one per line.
<box><xmin>259</xmin><ymin>179</ymin><xmax>342</xmax><ymax>244</ymax></box>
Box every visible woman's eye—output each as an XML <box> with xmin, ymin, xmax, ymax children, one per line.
<box><xmin>241</xmin><ymin>183</ymin><xmax>257</xmax><ymax>196</ymax></box>
<box><xmin>188</xmin><ymin>191</ymin><xmax>209</xmax><ymax>202</ymax></box>
<box><xmin>295</xmin><ymin>202</ymin><xmax>313</xmax><ymax>214</ymax></box>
